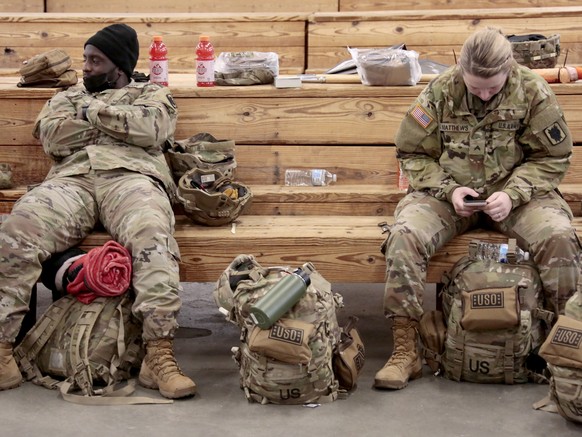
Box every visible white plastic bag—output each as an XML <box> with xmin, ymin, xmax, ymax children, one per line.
<box><xmin>348</xmin><ymin>47</ymin><xmax>422</xmax><ymax>86</ymax></box>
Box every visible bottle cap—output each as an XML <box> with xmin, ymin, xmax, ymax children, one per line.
<box><xmin>199</xmin><ymin>35</ymin><xmax>210</xmax><ymax>42</ymax></box>
<box><xmin>153</xmin><ymin>35</ymin><xmax>163</xmax><ymax>42</ymax></box>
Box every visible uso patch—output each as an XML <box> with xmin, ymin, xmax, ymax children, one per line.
<box><xmin>411</xmin><ymin>104</ymin><xmax>433</xmax><ymax>129</ymax></box>
<box><xmin>544</xmin><ymin>121</ymin><xmax>566</xmax><ymax>145</ymax></box>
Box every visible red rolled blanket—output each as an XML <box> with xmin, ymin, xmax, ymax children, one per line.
<box><xmin>67</xmin><ymin>240</ymin><xmax>133</xmax><ymax>304</ymax></box>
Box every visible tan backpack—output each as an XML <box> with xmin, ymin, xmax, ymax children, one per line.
<box><xmin>535</xmin><ymin>292</ymin><xmax>582</xmax><ymax>423</ymax></box>
<box><xmin>419</xmin><ymin>240</ymin><xmax>553</xmax><ymax>384</ymax></box>
<box><xmin>214</xmin><ymin>254</ymin><xmax>363</xmax><ymax>404</ymax></box>
<box><xmin>14</xmin><ymin>293</ymin><xmax>170</xmax><ymax>405</ymax></box>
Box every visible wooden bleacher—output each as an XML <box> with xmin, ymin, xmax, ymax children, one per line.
<box><xmin>306</xmin><ymin>7</ymin><xmax>582</xmax><ymax>72</ymax></box>
<box><xmin>1</xmin><ymin>73</ymin><xmax>581</xmax><ymax>285</ymax></box>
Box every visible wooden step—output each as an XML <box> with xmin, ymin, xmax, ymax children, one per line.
<box><xmin>77</xmin><ymin>215</ymin><xmax>582</xmax><ymax>284</ymax></box>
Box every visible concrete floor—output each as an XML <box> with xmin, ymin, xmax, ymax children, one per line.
<box><xmin>1</xmin><ymin>281</ymin><xmax>581</xmax><ymax>437</ymax></box>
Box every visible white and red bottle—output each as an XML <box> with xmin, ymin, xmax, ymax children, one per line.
<box><xmin>149</xmin><ymin>35</ymin><xmax>169</xmax><ymax>86</ymax></box>
<box><xmin>196</xmin><ymin>35</ymin><xmax>215</xmax><ymax>87</ymax></box>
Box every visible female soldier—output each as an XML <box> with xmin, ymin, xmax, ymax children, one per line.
<box><xmin>375</xmin><ymin>27</ymin><xmax>580</xmax><ymax>390</ymax></box>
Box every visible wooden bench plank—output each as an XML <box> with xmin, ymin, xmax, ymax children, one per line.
<box><xmin>76</xmin><ymin>215</ymin><xmax>582</xmax><ymax>284</ymax></box>
<box><xmin>1</xmin><ymin>76</ymin><xmax>582</xmax><ymax>146</ymax></box>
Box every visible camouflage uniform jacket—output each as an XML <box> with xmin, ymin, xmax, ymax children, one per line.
<box><xmin>33</xmin><ymin>80</ymin><xmax>178</xmax><ymax>200</ymax></box>
<box><xmin>395</xmin><ymin>63</ymin><xmax>572</xmax><ymax>209</ymax></box>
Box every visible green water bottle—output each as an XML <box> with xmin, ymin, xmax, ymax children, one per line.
<box><xmin>249</xmin><ymin>267</ymin><xmax>311</xmax><ymax>329</ymax></box>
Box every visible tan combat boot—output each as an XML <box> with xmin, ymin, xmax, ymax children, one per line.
<box><xmin>139</xmin><ymin>339</ymin><xmax>197</xmax><ymax>399</ymax></box>
<box><xmin>374</xmin><ymin>317</ymin><xmax>423</xmax><ymax>390</ymax></box>
<box><xmin>0</xmin><ymin>342</ymin><xmax>22</xmax><ymax>390</ymax></box>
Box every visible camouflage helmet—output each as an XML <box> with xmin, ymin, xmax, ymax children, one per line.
<box><xmin>167</xmin><ymin>132</ymin><xmax>237</xmax><ymax>182</ymax></box>
<box><xmin>507</xmin><ymin>34</ymin><xmax>560</xmax><ymax>69</ymax></box>
<box><xmin>177</xmin><ymin>168</ymin><xmax>252</xmax><ymax>226</ymax></box>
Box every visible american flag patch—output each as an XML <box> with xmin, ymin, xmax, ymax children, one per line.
<box><xmin>411</xmin><ymin>104</ymin><xmax>433</xmax><ymax>128</ymax></box>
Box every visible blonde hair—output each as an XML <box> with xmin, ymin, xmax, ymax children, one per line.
<box><xmin>459</xmin><ymin>27</ymin><xmax>513</xmax><ymax>77</ymax></box>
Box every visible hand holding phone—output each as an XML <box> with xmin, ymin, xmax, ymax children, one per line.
<box><xmin>463</xmin><ymin>195</ymin><xmax>487</xmax><ymax>207</ymax></box>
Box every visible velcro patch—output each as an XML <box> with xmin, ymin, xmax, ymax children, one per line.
<box><xmin>411</xmin><ymin>104</ymin><xmax>433</xmax><ymax>129</ymax></box>
<box><xmin>544</xmin><ymin>121</ymin><xmax>566</xmax><ymax>145</ymax></box>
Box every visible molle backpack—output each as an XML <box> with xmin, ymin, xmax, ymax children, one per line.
<box><xmin>214</xmin><ymin>254</ymin><xmax>362</xmax><ymax>404</ymax></box>
<box><xmin>420</xmin><ymin>239</ymin><xmax>553</xmax><ymax>384</ymax></box>
<box><xmin>13</xmin><ymin>293</ymin><xmax>170</xmax><ymax>405</ymax></box>
<box><xmin>534</xmin><ymin>291</ymin><xmax>582</xmax><ymax>423</ymax></box>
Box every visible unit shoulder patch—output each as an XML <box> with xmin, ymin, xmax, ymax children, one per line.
<box><xmin>544</xmin><ymin>121</ymin><xmax>566</xmax><ymax>145</ymax></box>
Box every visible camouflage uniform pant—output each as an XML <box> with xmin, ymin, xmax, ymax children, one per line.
<box><xmin>0</xmin><ymin>169</ymin><xmax>182</xmax><ymax>343</ymax></box>
<box><xmin>383</xmin><ymin>190</ymin><xmax>581</xmax><ymax>321</ymax></box>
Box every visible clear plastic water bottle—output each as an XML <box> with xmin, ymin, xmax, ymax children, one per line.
<box><xmin>473</xmin><ymin>241</ymin><xmax>529</xmax><ymax>263</ymax></box>
<box><xmin>565</xmin><ymin>291</ymin><xmax>582</xmax><ymax>321</ymax></box>
<box><xmin>284</xmin><ymin>169</ymin><xmax>337</xmax><ymax>186</ymax></box>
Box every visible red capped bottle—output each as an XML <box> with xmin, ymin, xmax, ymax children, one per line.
<box><xmin>196</xmin><ymin>35</ymin><xmax>215</xmax><ymax>87</ymax></box>
<box><xmin>149</xmin><ymin>35</ymin><xmax>169</xmax><ymax>86</ymax></box>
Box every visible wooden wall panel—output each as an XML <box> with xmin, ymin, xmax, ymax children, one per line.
<box><xmin>46</xmin><ymin>0</ymin><xmax>338</xmax><ymax>13</ymax></box>
<box><xmin>0</xmin><ymin>1</ymin><xmax>44</xmax><ymax>12</ymax></box>
<box><xmin>307</xmin><ymin>7</ymin><xmax>582</xmax><ymax>71</ymax></box>
<box><xmin>339</xmin><ymin>0</ymin><xmax>575</xmax><ymax>12</ymax></box>
<box><xmin>0</xmin><ymin>14</ymin><xmax>307</xmax><ymax>74</ymax></box>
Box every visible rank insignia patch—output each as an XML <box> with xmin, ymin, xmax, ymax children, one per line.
<box><xmin>544</xmin><ymin>121</ymin><xmax>566</xmax><ymax>145</ymax></box>
<box><xmin>411</xmin><ymin>104</ymin><xmax>433</xmax><ymax>128</ymax></box>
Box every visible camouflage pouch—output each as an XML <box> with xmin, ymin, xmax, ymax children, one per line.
<box><xmin>18</xmin><ymin>49</ymin><xmax>78</xmax><ymax>88</ymax></box>
<box><xmin>536</xmin><ymin>315</ymin><xmax>582</xmax><ymax>423</ymax></box>
<box><xmin>508</xmin><ymin>34</ymin><xmax>560</xmax><ymax>69</ymax></box>
<box><xmin>248</xmin><ymin>319</ymin><xmax>314</xmax><ymax>364</ymax></box>
<box><xmin>214</xmin><ymin>51</ymin><xmax>278</xmax><ymax>85</ymax></box>
<box><xmin>539</xmin><ymin>315</ymin><xmax>582</xmax><ymax>370</ymax></box>
<box><xmin>460</xmin><ymin>286</ymin><xmax>520</xmax><ymax>331</ymax></box>
<box><xmin>0</xmin><ymin>163</ymin><xmax>13</xmax><ymax>189</ymax></box>
<box><xmin>332</xmin><ymin>316</ymin><xmax>365</xmax><ymax>391</ymax></box>
<box><xmin>418</xmin><ymin>310</ymin><xmax>446</xmax><ymax>374</ymax></box>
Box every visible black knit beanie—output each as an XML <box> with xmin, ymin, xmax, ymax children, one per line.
<box><xmin>85</xmin><ymin>24</ymin><xmax>139</xmax><ymax>79</ymax></box>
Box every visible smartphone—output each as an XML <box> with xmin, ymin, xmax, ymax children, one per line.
<box><xmin>463</xmin><ymin>195</ymin><xmax>487</xmax><ymax>207</ymax></box>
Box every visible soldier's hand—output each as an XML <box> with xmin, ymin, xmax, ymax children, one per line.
<box><xmin>452</xmin><ymin>187</ymin><xmax>483</xmax><ymax>217</ymax></box>
<box><xmin>484</xmin><ymin>191</ymin><xmax>512</xmax><ymax>222</ymax></box>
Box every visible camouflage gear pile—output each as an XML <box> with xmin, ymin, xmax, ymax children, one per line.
<box><xmin>437</xmin><ymin>240</ymin><xmax>552</xmax><ymax>384</ymax></box>
<box><xmin>536</xmin><ymin>292</ymin><xmax>582</xmax><ymax>423</ymax></box>
<box><xmin>177</xmin><ymin>168</ymin><xmax>252</xmax><ymax>226</ymax></box>
<box><xmin>14</xmin><ymin>293</ymin><xmax>144</xmax><ymax>402</ymax></box>
<box><xmin>167</xmin><ymin>132</ymin><xmax>237</xmax><ymax>182</ymax></box>
<box><xmin>384</xmin><ymin>63</ymin><xmax>580</xmax><ymax>323</ymax></box>
<box><xmin>214</xmin><ymin>254</ymin><xmax>344</xmax><ymax>404</ymax></box>
<box><xmin>0</xmin><ymin>163</ymin><xmax>12</xmax><ymax>189</ymax></box>
<box><xmin>508</xmin><ymin>34</ymin><xmax>560</xmax><ymax>69</ymax></box>
<box><xmin>18</xmin><ymin>49</ymin><xmax>78</xmax><ymax>88</ymax></box>
<box><xmin>214</xmin><ymin>51</ymin><xmax>278</xmax><ymax>86</ymax></box>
